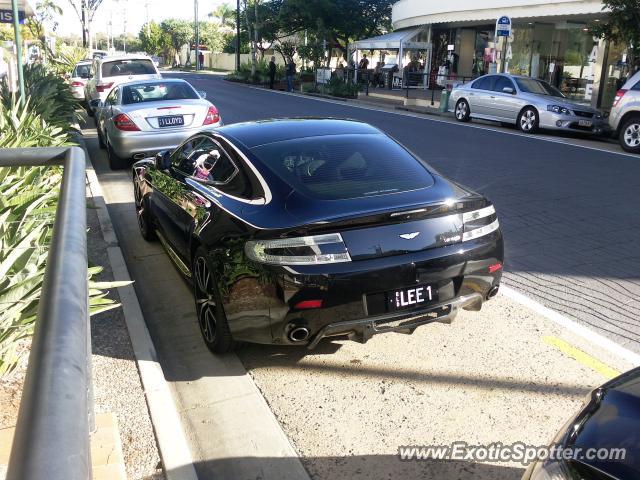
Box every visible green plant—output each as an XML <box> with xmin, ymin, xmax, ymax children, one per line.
<box><xmin>0</xmin><ymin>166</ymin><xmax>127</xmax><ymax>376</ymax></box>
<box><xmin>0</xmin><ymin>98</ymin><xmax>71</xmax><ymax>148</ymax></box>
<box><xmin>325</xmin><ymin>77</ymin><xmax>360</xmax><ymax>98</ymax></box>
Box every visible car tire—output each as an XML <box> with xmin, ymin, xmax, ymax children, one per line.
<box><xmin>619</xmin><ymin>116</ymin><xmax>640</xmax><ymax>153</ymax></box>
<box><xmin>106</xmin><ymin>142</ymin><xmax>128</xmax><ymax>170</ymax></box>
<box><xmin>518</xmin><ymin>107</ymin><xmax>539</xmax><ymax>134</ymax></box>
<box><xmin>134</xmin><ymin>181</ymin><xmax>156</xmax><ymax>241</ymax></box>
<box><xmin>192</xmin><ymin>247</ymin><xmax>236</xmax><ymax>354</ymax></box>
<box><xmin>454</xmin><ymin>99</ymin><xmax>471</xmax><ymax>122</ymax></box>
<box><xmin>97</xmin><ymin>127</ymin><xmax>106</xmax><ymax>149</ymax></box>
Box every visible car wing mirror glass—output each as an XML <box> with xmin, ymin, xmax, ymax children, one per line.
<box><xmin>503</xmin><ymin>87</ymin><xmax>515</xmax><ymax>94</ymax></box>
<box><xmin>155</xmin><ymin>150</ymin><xmax>171</xmax><ymax>170</ymax></box>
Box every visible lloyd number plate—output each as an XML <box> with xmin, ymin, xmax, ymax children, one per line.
<box><xmin>389</xmin><ymin>284</ymin><xmax>438</xmax><ymax>311</ymax></box>
<box><xmin>158</xmin><ymin>115</ymin><xmax>184</xmax><ymax>127</ymax></box>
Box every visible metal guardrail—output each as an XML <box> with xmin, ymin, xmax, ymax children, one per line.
<box><xmin>1</xmin><ymin>147</ymin><xmax>92</xmax><ymax>480</ymax></box>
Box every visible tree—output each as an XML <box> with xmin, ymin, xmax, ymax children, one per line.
<box><xmin>591</xmin><ymin>0</ymin><xmax>640</xmax><ymax>71</ymax></box>
<box><xmin>209</xmin><ymin>3</ymin><xmax>236</xmax><ymax>31</ymax></box>
<box><xmin>26</xmin><ymin>0</ymin><xmax>62</xmax><ymax>60</ymax></box>
<box><xmin>139</xmin><ymin>21</ymin><xmax>165</xmax><ymax>56</ymax></box>
<box><xmin>66</xmin><ymin>0</ymin><xmax>106</xmax><ymax>48</ymax></box>
<box><xmin>198</xmin><ymin>21</ymin><xmax>224</xmax><ymax>53</ymax></box>
<box><xmin>160</xmin><ymin>19</ymin><xmax>193</xmax><ymax>66</ymax></box>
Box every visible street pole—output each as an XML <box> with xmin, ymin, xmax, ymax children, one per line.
<box><xmin>194</xmin><ymin>0</ymin><xmax>199</xmax><ymax>71</ymax></box>
<box><xmin>235</xmin><ymin>0</ymin><xmax>240</xmax><ymax>71</ymax></box>
<box><xmin>10</xmin><ymin>0</ymin><xmax>25</xmax><ymax>103</ymax></box>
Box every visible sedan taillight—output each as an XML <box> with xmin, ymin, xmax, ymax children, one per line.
<box><xmin>613</xmin><ymin>89</ymin><xmax>627</xmax><ymax>108</ymax></box>
<box><xmin>112</xmin><ymin>113</ymin><xmax>140</xmax><ymax>131</ymax></box>
<box><xmin>245</xmin><ymin>233</ymin><xmax>351</xmax><ymax>265</ymax></box>
<box><xmin>203</xmin><ymin>106</ymin><xmax>220</xmax><ymax>125</ymax></box>
<box><xmin>71</xmin><ymin>81</ymin><xmax>84</xmax><ymax>87</ymax></box>
<box><xmin>96</xmin><ymin>82</ymin><xmax>114</xmax><ymax>93</ymax></box>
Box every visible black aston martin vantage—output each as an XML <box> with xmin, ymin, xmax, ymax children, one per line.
<box><xmin>132</xmin><ymin>119</ymin><xmax>504</xmax><ymax>353</ymax></box>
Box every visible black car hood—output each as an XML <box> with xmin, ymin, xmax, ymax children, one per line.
<box><xmin>572</xmin><ymin>367</ymin><xmax>640</xmax><ymax>479</ymax></box>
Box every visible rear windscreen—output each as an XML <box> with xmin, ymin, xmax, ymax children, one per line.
<box><xmin>252</xmin><ymin>134</ymin><xmax>434</xmax><ymax>200</ymax></box>
<box><xmin>101</xmin><ymin>59</ymin><xmax>156</xmax><ymax>77</ymax></box>
<box><xmin>121</xmin><ymin>82</ymin><xmax>199</xmax><ymax>104</ymax></box>
<box><xmin>73</xmin><ymin>64</ymin><xmax>91</xmax><ymax>78</ymax></box>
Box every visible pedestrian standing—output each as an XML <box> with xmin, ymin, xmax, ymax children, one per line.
<box><xmin>198</xmin><ymin>51</ymin><xmax>205</xmax><ymax>70</ymax></box>
<box><xmin>286</xmin><ymin>59</ymin><xmax>296</xmax><ymax>93</ymax></box>
<box><xmin>268</xmin><ymin>56</ymin><xmax>277</xmax><ymax>89</ymax></box>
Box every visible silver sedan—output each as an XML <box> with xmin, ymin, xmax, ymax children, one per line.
<box><xmin>449</xmin><ymin>74</ymin><xmax>605</xmax><ymax>135</ymax></box>
<box><xmin>93</xmin><ymin>78</ymin><xmax>223</xmax><ymax>169</ymax></box>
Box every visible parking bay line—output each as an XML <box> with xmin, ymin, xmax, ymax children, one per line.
<box><xmin>543</xmin><ymin>336</ymin><xmax>621</xmax><ymax>379</ymax></box>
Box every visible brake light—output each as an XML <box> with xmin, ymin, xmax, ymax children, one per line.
<box><xmin>245</xmin><ymin>233</ymin><xmax>351</xmax><ymax>265</ymax></box>
<box><xmin>112</xmin><ymin>113</ymin><xmax>140</xmax><ymax>131</ymax></box>
<box><xmin>488</xmin><ymin>263</ymin><xmax>503</xmax><ymax>273</ymax></box>
<box><xmin>96</xmin><ymin>82</ymin><xmax>114</xmax><ymax>93</ymax></box>
<box><xmin>462</xmin><ymin>204</ymin><xmax>500</xmax><ymax>242</ymax></box>
<box><xmin>613</xmin><ymin>89</ymin><xmax>627</xmax><ymax>107</ymax></box>
<box><xmin>71</xmin><ymin>81</ymin><xmax>84</xmax><ymax>87</ymax></box>
<box><xmin>203</xmin><ymin>106</ymin><xmax>220</xmax><ymax>125</ymax></box>
<box><xmin>294</xmin><ymin>300</ymin><xmax>323</xmax><ymax>309</ymax></box>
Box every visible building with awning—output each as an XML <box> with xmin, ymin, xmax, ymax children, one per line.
<box><xmin>387</xmin><ymin>0</ymin><xmax>629</xmax><ymax>109</ymax></box>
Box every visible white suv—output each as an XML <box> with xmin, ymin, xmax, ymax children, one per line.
<box><xmin>609</xmin><ymin>69</ymin><xmax>640</xmax><ymax>153</ymax></box>
<box><xmin>85</xmin><ymin>54</ymin><xmax>161</xmax><ymax>116</ymax></box>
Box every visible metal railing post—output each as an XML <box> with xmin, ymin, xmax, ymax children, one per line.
<box><xmin>2</xmin><ymin>147</ymin><xmax>91</xmax><ymax>480</ymax></box>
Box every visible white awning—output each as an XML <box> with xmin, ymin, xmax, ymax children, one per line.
<box><xmin>392</xmin><ymin>0</ymin><xmax>605</xmax><ymax>29</ymax></box>
<box><xmin>352</xmin><ymin>28</ymin><xmax>430</xmax><ymax>50</ymax></box>
<box><xmin>0</xmin><ymin>0</ymin><xmax>36</xmax><ymax>17</ymax></box>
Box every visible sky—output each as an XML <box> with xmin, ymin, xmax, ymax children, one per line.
<box><xmin>55</xmin><ymin>0</ymin><xmax>229</xmax><ymax>37</ymax></box>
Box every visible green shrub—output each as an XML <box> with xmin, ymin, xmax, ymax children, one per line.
<box><xmin>228</xmin><ymin>59</ymin><xmax>285</xmax><ymax>85</ymax></box>
<box><xmin>325</xmin><ymin>77</ymin><xmax>360</xmax><ymax>98</ymax></box>
<box><xmin>0</xmin><ymin>98</ymin><xmax>71</xmax><ymax>148</ymax></box>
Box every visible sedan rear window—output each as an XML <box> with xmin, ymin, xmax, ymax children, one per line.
<box><xmin>252</xmin><ymin>134</ymin><xmax>434</xmax><ymax>200</ymax></box>
<box><xmin>121</xmin><ymin>82</ymin><xmax>199</xmax><ymax>104</ymax></box>
<box><xmin>101</xmin><ymin>59</ymin><xmax>156</xmax><ymax>77</ymax></box>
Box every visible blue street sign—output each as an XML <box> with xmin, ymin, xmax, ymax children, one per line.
<box><xmin>0</xmin><ymin>9</ymin><xmax>26</xmax><ymax>24</ymax></box>
<box><xmin>496</xmin><ymin>15</ymin><xmax>512</xmax><ymax>37</ymax></box>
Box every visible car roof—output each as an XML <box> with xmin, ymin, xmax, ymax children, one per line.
<box><xmin>75</xmin><ymin>60</ymin><xmax>93</xmax><ymax>65</ymax></box>
<box><xmin>97</xmin><ymin>54</ymin><xmax>154</xmax><ymax>63</ymax></box>
<box><xmin>115</xmin><ymin>78</ymin><xmax>186</xmax><ymax>88</ymax></box>
<box><xmin>217</xmin><ymin>119</ymin><xmax>382</xmax><ymax>148</ymax></box>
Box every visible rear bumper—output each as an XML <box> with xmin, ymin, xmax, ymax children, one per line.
<box><xmin>222</xmin><ymin>231</ymin><xmax>504</xmax><ymax>347</ymax></box>
<box><xmin>70</xmin><ymin>86</ymin><xmax>85</xmax><ymax>100</ymax></box>
<box><xmin>108</xmin><ymin>123</ymin><xmax>222</xmax><ymax>158</ymax></box>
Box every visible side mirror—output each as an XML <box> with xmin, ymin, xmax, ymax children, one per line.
<box><xmin>155</xmin><ymin>150</ymin><xmax>171</xmax><ymax>171</ymax></box>
<box><xmin>502</xmin><ymin>86</ymin><xmax>515</xmax><ymax>94</ymax></box>
<box><xmin>197</xmin><ymin>90</ymin><xmax>207</xmax><ymax>99</ymax></box>
<box><xmin>89</xmin><ymin>99</ymin><xmax>103</xmax><ymax>109</ymax></box>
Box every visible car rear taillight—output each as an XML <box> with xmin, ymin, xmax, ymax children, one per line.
<box><xmin>112</xmin><ymin>113</ymin><xmax>140</xmax><ymax>131</ymax></box>
<box><xmin>462</xmin><ymin>204</ymin><xmax>499</xmax><ymax>242</ymax></box>
<box><xmin>613</xmin><ymin>89</ymin><xmax>628</xmax><ymax>108</ymax></box>
<box><xmin>71</xmin><ymin>81</ymin><xmax>84</xmax><ymax>87</ymax></box>
<box><xmin>245</xmin><ymin>233</ymin><xmax>351</xmax><ymax>265</ymax></box>
<box><xmin>203</xmin><ymin>106</ymin><xmax>220</xmax><ymax>125</ymax></box>
<box><xmin>96</xmin><ymin>82</ymin><xmax>114</xmax><ymax>93</ymax></box>
<box><xmin>294</xmin><ymin>300</ymin><xmax>323</xmax><ymax>309</ymax></box>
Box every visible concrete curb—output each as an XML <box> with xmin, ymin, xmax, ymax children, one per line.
<box><xmin>82</xmin><ymin>141</ymin><xmax>199</xmax><ymax>480</ymax></box>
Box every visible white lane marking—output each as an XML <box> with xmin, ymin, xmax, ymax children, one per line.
<box><xmin>232</xmin><ymin>82</ymin><xmax>637</xmax><ymax>160</ymax></box>
<box><xmin>501</xmin><ymin>286</ymin><xmax>640</xmax><ymax>367</ymax></box>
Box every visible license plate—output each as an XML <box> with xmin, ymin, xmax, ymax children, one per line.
<box><xmin>578</xmin><ymin>119</ymin><xmax>592</xmax><ymax>127</ymax></box>
<box><xmin>157</xmin><ymin>115</ymin><xmax>184</xmax><ymax>127</ymax></box>
<box><xmin>389</xmin><ymin>284</ymin><xmax>438</xmax><ymax>312</ymax></box>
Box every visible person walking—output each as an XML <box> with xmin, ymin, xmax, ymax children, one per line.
<box><xmin>286</xmin><ymin>59</ymin><xmax>296</xmax><ymax>93</ymax></box>
<box><xmin>268</xmin><ymin>56</ymin><xmax>277</xmax><ymax>89</ymax></box>
<box><xmin>198</xmin><ymin>51</ymin><xmax>205</xmax><ymax>70</ymax></box>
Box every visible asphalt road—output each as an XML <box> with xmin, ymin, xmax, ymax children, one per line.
<box><xmin>165</xmin><ymin>72</ymin><xmax>640</xmax><ymax>355</ymax></box>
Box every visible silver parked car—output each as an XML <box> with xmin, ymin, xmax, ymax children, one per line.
<box><xmin>608</xmin><ymin>69</ymin><xmax>640</xmax><ymax>153</ymax></box>
<box><xmin>94</xmin><ymin>78</ymin><xmax>223</xmax><ymax>169</ymax></box>
<box><xmin>449</xmin><ymin>74</ymin><xmax>605</xmax><ymax>135</ymax></box>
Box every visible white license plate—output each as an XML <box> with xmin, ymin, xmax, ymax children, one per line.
<box><xmin>578</xmin><ymin>119</ymin><xmax>592</xmax><ymax>127</ymax></box>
